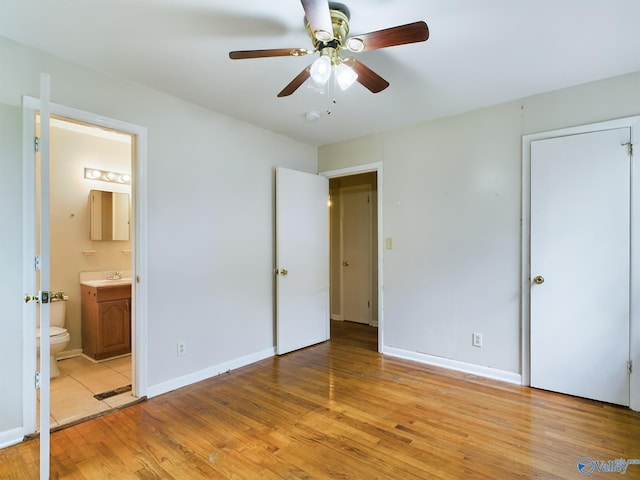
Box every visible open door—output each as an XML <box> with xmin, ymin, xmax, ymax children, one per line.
<box><xmin>275</xmin><ymin>167</ymin><xmax>329</xmax><ymax>355</ymax></box>
<box><xmin>23</xmin><ymin>73</ymin><xmax>53</xmax><ymax>480</ymax></box>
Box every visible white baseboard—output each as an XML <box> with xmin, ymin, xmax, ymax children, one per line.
<box><xmin>146</xmin><ymin>347</ymin><xmax>276</xmax><ymax>399</ymax></box>
<box><xmin>0</xmin><ymin>427</ymin><xmax>24</xmax><ymax>450</ymax></box>
<box><xmin>382</xmin><ymin>346</ymin><xmax>522</xmax><ymax>385</ymax></box>
<box><xmin>330</xmin><ymin>315</ymin><xmax>343</xmax><ymax>321</ymax></box>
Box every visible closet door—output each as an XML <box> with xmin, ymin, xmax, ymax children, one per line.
<box><xmin>530</xmin><ymin>127</ymin><xmax>631</xmax><ymax>406</ymax></box>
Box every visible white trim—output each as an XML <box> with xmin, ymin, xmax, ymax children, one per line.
<box><xmin>383</xmin><ymin>346</ymin><xmax>522</xmax><ymax>385</ymax></box>
<box><xmin>146</xmin><ymin>348</ymin><xmax>276</xmax><ymax>398</ymax></box>
<box><xmin>21</xmin><ymin>97</ymin><xmax>149</xmax><ymax>438</ymax></box>
<box><xmin>0</xmin><ymin>428</ymin><xmax>25</xmax><ymax>450</ymax></box>
<box><xmin>522</xmin><ymin>115</ymin><xmax>640</xmax><ymax>411</ymax></box>
<box><xmin>319</xmin><ymin>162</ymin><xmax>384</xmax><ymax>352</ymax></box>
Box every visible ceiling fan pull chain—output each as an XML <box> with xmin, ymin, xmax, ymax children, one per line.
<box><xmin>325</xmin><ymin>74</ymin><xmax>334</xmax><ymax>115</ymax></box>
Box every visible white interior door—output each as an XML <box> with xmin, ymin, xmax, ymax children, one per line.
<box><xmin>27</xmin><ymin>73</ymin><xmax>52</xmax><ymax>480</ymax></box>
<box><xmin>341</xmin><ymin>185</ymin><xmax>372</xmax><ymax>324</ymax></box>
<box><xmin>530</xmin><ymin>127</ymin><xmax>631</xmax><ymax>406</ymax></box>
<box><xmin>276</xmin><ymin>167</ymin><xmax>329</xmax><ymax>355</ymax></box>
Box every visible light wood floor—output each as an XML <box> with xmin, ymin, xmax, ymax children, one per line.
<box><xmin>2</xmin><ymin>321</ymin><xmax>639</xmax><ymax>479</ymax></box>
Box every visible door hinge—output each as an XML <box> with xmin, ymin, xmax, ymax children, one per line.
<box><xmin>34</xmin><ymin>255</ymin><xmax>41</xmax><ymax>271</ymax></box>
<box><xmin>628</xmin><ymin>360</ymin><xmax>633</xmax><ymax>374</ymax></box>
<box><xmin>622</xmin><ymin>142</ymin><xmax>633</xmax><ymax>157</ymax></box>
<box><xmin>35</xmin><ymin>371</ymin><xmax>41</xmax><ymax>389</ymax></box>
<box><xmin>34</xmin><ymin>136</ymin><xmax>40</xmax><ymax>152</ymax></box>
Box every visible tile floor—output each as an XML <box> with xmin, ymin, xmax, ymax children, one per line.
<box><xmin>39</xmin><ymin>355</ymin><xmax>137</xmax><ymax>429</ymax></box>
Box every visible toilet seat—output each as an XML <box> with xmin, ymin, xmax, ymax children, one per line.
<box><xmin>36</xmin><ymin>327</ymin><xmax>70</xmax><ymax>347</ymax></box>
<box><xmin>36</xmin><ymin>326</ymin><xmax>68</xmax><ymax>338</ymax></box>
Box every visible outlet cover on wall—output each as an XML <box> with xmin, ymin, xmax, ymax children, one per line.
<box><xmin>472</xmin><ymin>332</ymin><xmax>483</xmax><ymax>348</ymax></box>
<box><xmin>177</xmin><ymin>342</ymin><xmax>186</xmax><ymax>356</ymax></box>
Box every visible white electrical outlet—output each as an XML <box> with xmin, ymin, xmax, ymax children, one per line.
<box><xmin>472</xmin><ymin>332</ymin><xmax>483</xmax><ymax>348</ymax></box>
<box><xmin>177</xmin><ymin>342</ymin><xmax>186</xmax><ymax>356</ymax></box>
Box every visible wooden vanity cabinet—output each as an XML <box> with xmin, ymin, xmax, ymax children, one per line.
<box><xmin>81</xmin><ymin>284</ymin><xmax>131</xmax><ymax>360</ymax></box>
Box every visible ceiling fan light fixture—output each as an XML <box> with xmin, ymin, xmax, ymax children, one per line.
<box><xmin>335</xmin><ymin>62</ymin><xmax>358</xmax><ymax>90</ymax></box>
<box><xmin>345</xmin><ymin>37</ymin><xmax>365</xmax><ymax>52</ymax></box>
<box><xmin>314</xmin><ymin>30</ymin><xmax>333</xmax><ymax>42</ymax></box>
<box><xmin>310</xmin><ymin>55</ymin><xmax>332</xmax><ymax>84</ymax></box>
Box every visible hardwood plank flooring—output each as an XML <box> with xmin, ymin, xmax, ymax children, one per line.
<box><xmin>2</xmin><ymin>320</ymin><xmax>639</xmax><ymax>479</ymax></box>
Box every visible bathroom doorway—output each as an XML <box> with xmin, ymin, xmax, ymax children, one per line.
<box><xmin>45</xmin><ymin>116</ymin><xmax>136</xmax><ymax>429</ymax></box>
<box><xmin>23</xmin><ymin>100</ymin><xmax>148</xmax><ymax>435</ymax></box>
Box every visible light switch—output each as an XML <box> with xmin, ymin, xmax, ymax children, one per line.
<box><xmin>385</xmin><ymin>237</ymin><xmax>393</xmax><ymax>249</ymax></box>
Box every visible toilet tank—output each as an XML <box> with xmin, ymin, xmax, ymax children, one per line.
<box><xmin>36</xmin><ymin>296</ymin><xmax>68</xmax><ymax>328</ymax></box>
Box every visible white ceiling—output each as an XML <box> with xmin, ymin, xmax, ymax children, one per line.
<box><xmin>2</xmin><ymin>0</ymin><xmax>640</xmax><ymax>146</ymax></box>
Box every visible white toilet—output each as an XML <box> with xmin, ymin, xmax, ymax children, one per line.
<box><xmin>36</xmin><ymin>295</ymin><xmax>71</xmax><ymax>378</ymax></box>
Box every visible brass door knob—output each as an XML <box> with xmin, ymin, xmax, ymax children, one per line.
<box><xmin>343</xmin><ymin>261</ymin><xmax>350</xmax><ymax>267</ymax></box>
<box><xmin>25</xmin><ymin>294</ymin><xmax>39</xmax><ymax>303</ymax></box>
<box><xmin>533</xmin><ymin>275</ymin><xmax>545</xmax><ymax>285</ymax></box>
<box><xmin>281</xmin><ymin>269</ymin><xmax>288</xmax><ymax>276</ymax></box>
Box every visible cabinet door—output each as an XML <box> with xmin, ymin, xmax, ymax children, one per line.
<box><xmin>98</xmin><ymin>299</ymin><xmax>131</xmax><ymax>358</ymax></box>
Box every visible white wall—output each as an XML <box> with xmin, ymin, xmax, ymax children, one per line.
<box><xmin>0</xmin><ymin>103</ymin><xmax>24</xmax><ymax>438</ymax></box>
<box><xmin>319</xmin><ymin>72</ymin><xmax>640</xmax><ymax>384</ymax></box>
<box><xmin>0</xmin><ymin>36</ymin><xmax>316</xmax><ymax>446</ymax></box>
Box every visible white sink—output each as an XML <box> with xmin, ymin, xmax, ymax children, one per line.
<box><xmin>81</xmin><ymin>278</ymin><xmax>132</xmax><ymax>288</ymax></box>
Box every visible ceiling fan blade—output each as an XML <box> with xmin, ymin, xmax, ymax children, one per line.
<box><xmin>343</xmin><ymin>58</ymin><xmax>389</xmax><ymax>94</ymax></box>
<box><xmin>300</xmin><ymin>0</ymin><xmax>334</xmax><ymax>41</ymax></box>
<box><xmin>229</xmin><ymin>48</ymin><xmax>311</xmax><ymax>60</ymax></box>
<box><xmin>277</xmin><ymin>67</ymin><xmax>311</xmax><ymax>97</ymax></box>
<box><xmin>347</xmin><ymin>21</ymin><xmax>429</xmax><ymax>52</ymax></box>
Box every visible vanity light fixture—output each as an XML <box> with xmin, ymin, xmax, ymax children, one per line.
<box><xmin>84</xmin><ymin>167</ymin><xmax>131</xmax><ymax>185</ymax></box>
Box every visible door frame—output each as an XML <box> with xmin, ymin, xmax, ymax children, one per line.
<box><xmin>21</xmin><ymin>97</ymin><xmax>149</xmax><ymax>434</ymax></box>
<box><xmin>521</xmin><ymin>116</ymin><xmax>640</xmax><ymax>411</ymax></box>
<box><xmin>320</xmin><ymin>162</ymin><xmax>383</xmax><ymax>352</ymax></box>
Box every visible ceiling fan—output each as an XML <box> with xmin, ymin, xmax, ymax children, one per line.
<box><xmin>229</xmin><ymin>0</ymin><xmax>429</xmax><ymax>97</ymax></box>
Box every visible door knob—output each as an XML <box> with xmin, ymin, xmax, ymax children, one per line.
<box><xmin>280</xmin><ymin>269</ymin><xmax>288</xmax><ymax>276</ymax></box>
<box><xmin>533</xmin><ymin>275</ymin><xmax>545</xmax><ymax>285</ymax></box>
<box><xmin>343</xmin><ymin>261</ymin><xmax>350</xmax><ymax>267</ymax></box>
<box><xmin>24</xmin><ymin>291</ymin><xmax>64</xmax><ymax>303</ymax></box>
<box><xmin>25</xmin><ymin>293</ymin><xmax>40</xmax><ymax>303</ymax></box>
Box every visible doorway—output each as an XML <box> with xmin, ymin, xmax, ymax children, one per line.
<box><xmin>22</xmin><ymin>98</ymin><xmax>148</xmax><ymax>436</ymax></box>
<box><xmin>326</xmin><ymin>167</ymin><xmax>381</xmax><ymax>350</ymax></box>
<box><xmin>44</xmin><ymin>116</ymin><xmax>137</xmax><ymax>428</ymax></box>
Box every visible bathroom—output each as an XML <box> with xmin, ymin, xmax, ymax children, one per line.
<box><xmin>41</xmin><ymin>116</ymin><xmax>136</xmax><ymax>427</ymax></box>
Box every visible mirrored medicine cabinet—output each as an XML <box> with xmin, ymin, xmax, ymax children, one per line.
<box><xmin>89</xmin><ymin>190</ymin><xmax>130</xmax><ymax>241</ymax></box>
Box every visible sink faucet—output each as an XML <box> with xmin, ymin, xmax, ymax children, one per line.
<box><xmin>106</xmin><ymin>271</ymin><xmax>123</xmax><ymax>280</ymax></box>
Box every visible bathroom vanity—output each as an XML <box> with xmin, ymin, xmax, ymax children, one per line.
<box><xmin>81</xmin><ymin>280</ymin><xmax>131</xmax><ymax>360</ymax></box>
